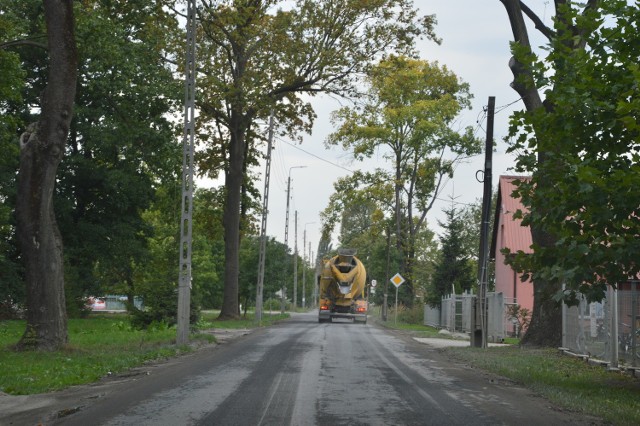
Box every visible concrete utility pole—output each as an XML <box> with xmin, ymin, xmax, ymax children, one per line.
<box><xmin>282</xmin><ymin>166</ymin><xmax>306</xmax><ymax>314</ymax></box>
<box><xmin>383</xmin><ymin>228</ymin><xmax>391</xmax><ymax>321</ymax></box>
<box><xmin>473</xmin><ymin>96</ymin><xmax>495</xmax><ymax>349</ymax></box>
<box><xmin>255</xmin><ymin>111</ymin><xmax>275</xmax><ymax>325</ymax></box>
<box><xmin>311</xmin><ymin>248</ymin><xmax>317</xmax><ymax>308</ymax></box>
<box><xmin>302</xmin><ymin>222</ymin><xmax>315</xmax><ymax>309</ymax></box>
<box><xmin>293</xmin><ymin>211</ymin><xmax>298</xmax><ymax>310</ymax></box>
<box><xmin>177</xmin><ymin>0</ymin><xmax>197</xmax><ymax>346</ymax></box>
<box><xmin>309</xmin><ymin>243</ymin><xmax>313</xmax><ymax>307</ymax></box>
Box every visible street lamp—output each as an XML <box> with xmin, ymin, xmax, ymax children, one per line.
<box><xmin>282</xmin><ymin>165</ymin><xmax>306</xmax><ymax>314</ymax></box>
<box><xmin>303</xmin><ymin>222</ymin><xmax>316</xmax><ymax>309</ymax></box>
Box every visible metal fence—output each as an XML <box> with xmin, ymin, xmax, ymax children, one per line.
<box><xmin>437</xmin><ymin>291</ymin><xmax>475</xmax><ymax>333</ymax></box>
<box><xmin>94</xmin><ymin>295</ymin><xmax>144</xmax><ymax>311</ymax></box>
<box><xmin>424</xmin><ymin>291</ymin><xmax>515</xmax><ymax>343</ymax></box>
<box><xmin>562</xmin><ymin>282</ymin><xmax>640</xmax><ymax>367</ymax></box>
<box><xmin>423</xmin><ymin>282</ymin><xmax>640</xmax><ymax>366</ymax></box>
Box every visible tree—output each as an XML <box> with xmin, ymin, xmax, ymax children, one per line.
<box><xmin>14</xmin><ymin>0</ymin><xmax>77</xmax><ymax>350</ymax></box>
<box><xmin>191</xmin><ymin>187</ymin><xmax>226</xmax><ymax>310</ymax></box>
<box><xmin>238</xmin><ymin>235</ymin><xmax>290</xmax><ymax>314</ymax></box>
<box><xmin>0</xmin><ymin>3</ymin><xmax>26</xmax><ymax>318</ymax></box>
<box><xmin>54</xmin><ymin>0</ymin><xmax>181</xmax><ymax>315</ymax></box>
<box><xmin>327</xmin><ymin>55</ymin><xmax>481</xmax><ymax>303</ymax></box>
<box><xmin>499</xmin><ymin>1</ymin><xmax>638</xmax><ymax>346</ymax></box>
<box><xmin>427</xmin><ymin>206</ymin><xmax>475</xmax><ymax>307</ymax></box>
<box><xmin>194</xmin><ymin>0</ymin><xmax>437</xmax><ymax>319</ymax></box>
<box><xmin>3</xmin><ymin>0</ymin><xmax>182</xmax><ymax>326</ymax></box>
<box><xmin>2</xmin><ymin>0</ymin><xmax>182</xmax><ymax>317</ymax></box>
<box><xmin>457</xmin><ymin>197</ymin><xmax>496</xmax><ymax>290</ymax></box>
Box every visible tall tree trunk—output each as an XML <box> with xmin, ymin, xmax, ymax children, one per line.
<box><xmin>15</xmin><ymin>0</ymin><xmax>77</xmax><ymax>351</ymax></box>
<box><xmin>394</xmin><ymin>150</ymin><xmax>403</xmax><ymax>271</ymax></box>
<box><xmin>499</xmin><ymin>0</ymin><xmax>561</xmax><ymax>347</ymax></box>
<box><xmin>219</xmin><ymin>115</ymin><xmax>245</xmax><ymax>320</ymax></box>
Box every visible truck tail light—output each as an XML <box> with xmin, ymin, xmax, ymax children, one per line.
<box><xmin>320</xmin><ymin>305</ymin><xmax>329</xmax><ymax>311</ymax></box>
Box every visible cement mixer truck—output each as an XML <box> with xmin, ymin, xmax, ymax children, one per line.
<box><xmin>318</xmin><ymin>249</ymin><xmax>368</xmax><ymax>324</ymax></box>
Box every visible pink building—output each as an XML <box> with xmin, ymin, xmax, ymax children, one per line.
<box><xmin>490</xmin><ymin>176</ymin><xmax>534</xmax><ymax>314</ymax></box>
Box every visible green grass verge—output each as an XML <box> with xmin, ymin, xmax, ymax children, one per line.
<box><xmin>0</xmin><ymin>315</ymin><xmax>187</xmax><ymax>395</ymax></box>
<box><xmin>373</xmin><ymin>311</ymin><xmax>640</xmax><ymax>425</ymax></box>
<box><xmin>0</xmin><ymin>310</ymin><xmax>292</xmax><ymax>396</ymax></box>
<box><xmin>445</xmin><ymin>345</ymin><xmax>640</xmax><ymax>425</ymax></box>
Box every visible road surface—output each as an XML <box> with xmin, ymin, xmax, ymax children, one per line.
<box><xmin>1</xmin><ymin>311</ymin><xmax>602</xmax><ymax>425</ymax></box>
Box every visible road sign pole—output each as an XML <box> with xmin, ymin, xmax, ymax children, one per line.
<box><xmin>395</xmin><ymin>286</ymin><xmax>399</xmax><ymax>326</ymax></box>
<box><xmin>389</xmin><ymin>273</ymin><xmax>405</xmax><ymax>326</ymax></box>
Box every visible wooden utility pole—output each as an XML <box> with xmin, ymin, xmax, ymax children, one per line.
<box><xmin>473</xmin><ymin>96</ymin><xmax>495</xmax><ymax>348</ymax></box>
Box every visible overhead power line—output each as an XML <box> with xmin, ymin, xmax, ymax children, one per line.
<box><xmin>276</xmin><ymin>137</ymin><xmax>354</xmax><ymax>173</ymax></box>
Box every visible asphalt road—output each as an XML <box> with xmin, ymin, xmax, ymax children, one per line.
<box><xmin>1</xmin><ymin>311</ymin><xmax>603</xmax><ymax>425</ymax></box>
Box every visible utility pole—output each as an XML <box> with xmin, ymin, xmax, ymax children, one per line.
<box><xmin>293</xmin><ymin>211</ymin><xmax>298</xmax><ymax>311</ymax></box>
<box><xmin>177</xmin><ymin>0</ymin><xmax>196</xmax><ymax>346</ymax></box>
<box><xmin>302</xmin><ymin>235</ymin><xmax>306</xmax><ymax>309</ymax></box>
<box><xmin>302</xmin><ymin>223</ymin><xmax>315</xmax><ymax>309</ymax></box>
<box><xmin>473</xmin><ymin>96</ymin><xmax>495</xmax><ymax>348</ymax></box>
<box><xmin>311</xmin><ymin>248</ymin><xmax>316</xmax><ymax>308</ymax></box>
<box><xmin>255</xmin><ymin>111</ymin><xmax>275</xmax><ymax>325</ymax></box>
<box><xmin>383</xmin><ymin>227</ymin><xmax>391</xmax><ymax>321</ymax></box>
<box><xmin>282</xmin><ymin>166</ymin><xmax>306</xmax><ymax>314</ymax></box>
<box><xmin>309</xmin><ymin>242</ymin><xmax>313</xmax><ymax>308</ymax></box>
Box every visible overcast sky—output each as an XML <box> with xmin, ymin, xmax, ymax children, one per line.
<box><xmin>200</xmin><ymin>1</ymin><xmax>552</xmax><ymax>261</ymax></box>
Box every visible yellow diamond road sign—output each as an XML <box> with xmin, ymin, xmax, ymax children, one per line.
<box><xmin>390</xmin><ymin>273</ymin><xmax>405</xmax><ymax>288</ymax></box>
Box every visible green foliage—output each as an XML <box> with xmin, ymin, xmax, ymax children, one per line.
<box><xmin>427</xmin><ymin>206</ymin><xmax>475</xmax><ymax>307</ymax></box>
<box><xmin>326</xmin><ymin>56</ymin><xmax>481</xmax><ymax>304</ymax></box>
<box><xmin>505</xmin><ymin>304</ymin><xmax>531</xmax><ymax>338</ymax></box>
<box><xmin>0</xmin><ymin>0</ymin><xmax>29</xmax><ymax>313</ymax></box>
<box><xmin>506</xmin><ymin>1</ymin><xmax>640</xmax><ymax>303</ymax></box>
<box><xmin>194</xmin><ymin>0</ymin><xmax>438</xmax><ymax>317</ymax></box>
<box><xmin>131</xmin><ymin>184</ymin><xmax>202</xmax><ymax>329</ymax></box>
<box><xmin>56</xmin><ymin>0</ymin><xmax>181</xmax><ymax>307</ymax></box>
<box><xmin>394</xmin><ymin>304</ymin><xmax>425</xmax><ymax>325</ymax></box>
<box><xmin>0</xmin><ymin>1</ymin><xmax>182</xmax><ymax>319</ymax></box>
<box><xmin>191</xmin><ymin>187</ymin><xmax>226</xmax><ymax>310</ymax></box>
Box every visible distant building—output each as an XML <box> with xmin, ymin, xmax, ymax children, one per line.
<box><xmin>490</xmin><ymin>176</ymin><xmax>534</xmax><ymax>314</ymax></box>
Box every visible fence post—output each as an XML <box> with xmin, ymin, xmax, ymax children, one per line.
<box><xmin>561</xmin><ymin>283</ymin><xmax>567</xmax><ymax>348</ymax></box>
<box><xmin>609</xmin><ymin>284</ymin><xmax>619</xmax><ymax>370</ymax></box>
<box><xmin>632</xmin><ymin>282</ymin><xmax>638</xmax><ymax>367</ymax></box>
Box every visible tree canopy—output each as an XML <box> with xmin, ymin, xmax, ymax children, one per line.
<box><xmin>499</xmin><ymin>0</ymin><xmax>640</xmax><ymax>346</ymax></box>
<box><xmin>0</xmin><ymin>0</ymin><xmax>182</xmax><ymax>338</ymax></box>
<box><xmin>193</xmin><ymin>0</ymin><xmax>438</xmax><ymax>319</ymax></box>
<box><xmin>506</xmin><ymin>0</ymin><xmax>640</xmax><ymax>304</ymax></box>
<box><xmin>326</xmin><ymin>55</ymin><xmax>481</xmax><ymax>303</ymax></box>
<box><xmin>427</xmin><ymin>206</ymin><xmax>475</xmax><ymax>307</ymax></box>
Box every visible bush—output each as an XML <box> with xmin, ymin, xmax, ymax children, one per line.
<box><xmin>394</xmin><ymin>304</ymin><xmax>424</xmax><ymax>325</ymax></box>
<box><xmin>129</xmin><ymin>283</ymin><xmax>201</xmax><ymax>330</ymax></box>
<box><xmin>0</xmin><ymin>298</ymin><xmax>23</xmax><ymax>320</ymax></box>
